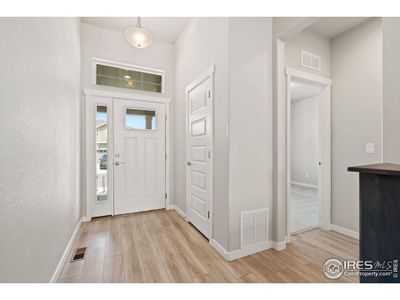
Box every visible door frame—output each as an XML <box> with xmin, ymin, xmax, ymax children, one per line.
<box><xmin>185</xmin><ymin>65</ymin><xmax>215</xmax><ymax>239</ymax></box>
<box><xmin>285</xmin><ymin>67</ymin><xmax>332</xmax><ymax>241</ymax></box>
<box><xmin>85</xmin><ymin>94</ymin><xmax>114</xmax><ymax>218</ymax></box>
<box><xmin>84</xmin><ymin>88</ymin><xmax>171</xmax><ymax>220</ymax></box>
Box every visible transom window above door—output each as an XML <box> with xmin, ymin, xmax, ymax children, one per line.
<box><xmin>93</xmin><ymin>58</ymin><xmax>164</xmax><ymax>93</ymax></box>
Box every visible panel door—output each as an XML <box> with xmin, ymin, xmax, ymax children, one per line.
<box><xmin>186</xmin><ymin>76</ymin><xmax>213</xmax><ymax>239</ymax></box>
<box><xmin>113</xmin><ymin>98</ymin><xmax>166</xmax><ymax>215</ymax></box>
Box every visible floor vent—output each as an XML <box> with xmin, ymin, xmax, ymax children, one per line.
<box><xmin>241</xmin><ymin>208</ymin><xmax>269</xmax><ymax>249</ymax></box>
<box><xmin>71</xmin><ymin>247</ymin><xmax>87</xmax><ymax>262</ymax></box>
<box><xmin>301</xmin><ymin>50</ymin><xmax>321</xmax><ymax>71</ymax></box>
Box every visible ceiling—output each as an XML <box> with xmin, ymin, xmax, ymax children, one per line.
<box><xmin>290</xmin><ymin>80</ymin><xmax>323</xmax><ymax>102</ymax></box>
<box><xmin>308</xmin><ymin>17</ymin><xmax>371</xmax><ymax>39</ymax></box>
<box><xmin>81</xmin><ymin>17</ymin><xmax>190</xmax><ymax>44</ymax></box>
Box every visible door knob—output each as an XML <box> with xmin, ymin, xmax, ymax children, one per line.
<box><xmin>115</xmin><ymin>161</ymin><xmax>125</xmax><ymax>166</ymax></box>
<box><xmin>187</xmin><ymin>161</ymin><xmax>192</xmax><ymax>166</ymax></box>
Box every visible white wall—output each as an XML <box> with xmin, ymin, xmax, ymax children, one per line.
<box><xmin>331</xmin><ymin>18</ymin><xmax>383</xmax><ymax>232</ymax></box>
<box><xmin>382</xmin><ymin>18</ymin><xmax>400</xmax><ymax>163</ymax></box>
<box><xmin>0</xmin><ymin>18</ymin><xmax>81</xmax><ymax>282</ymax></box>
<box><xmin>291</xmin><ymin>96</ymin><xmax>319</xmax><ymax>186</ymax></box>
<box><xmin>174</xmin><ymin>18</ymin><xmax>230</xmax><ymax>249</ymax></box>
<box><xmin>285</xmin><ymin>29</ymin><xmax>331</xmax><ymax>78</ymax></box>
<box><xmin>228</xmin><ymin>17</ymin><xmax>273</xmax><ymax>251</ymax></box>
<box><xmin>80</xmin><ymin>22</ymin><xmax>175</xmax><ymax>215</ymax></box>
<box><xmin>81</xmin><ymin>22</ymin><xmax>174</xmax><ymax>97</ymax></box>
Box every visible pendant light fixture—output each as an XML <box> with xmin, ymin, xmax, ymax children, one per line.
<box><xmin>124</xmin><ymin>17</ymin><xmax>153</xmax><ymax>49</ymax></box>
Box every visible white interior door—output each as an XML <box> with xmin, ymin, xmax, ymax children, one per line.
<box><xmin>113</xmin><ymin>98</ymin><xmax>166</xmax><ymax>215</ymax></box>
<box><xmin>186</xmin><ymin>71</ymin><xmax>213</xmax><ymax>239</ymax></box>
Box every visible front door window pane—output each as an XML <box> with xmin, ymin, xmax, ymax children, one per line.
<box><xmin>96</xmin><ymin>106</ymin><xmax>108</xmax><ymax>201</ymax></box>
<box><xmin>125</xmin><ymin>108</ymin><xmax>156</xmax><ymax>130</ymax></box>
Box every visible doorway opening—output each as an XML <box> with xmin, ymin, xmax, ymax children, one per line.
<box><xmin>286</xmin><ymin>68</ymin><xmax>332</xmax><ymax>240</ymax></box>
<box><xmin>289</xmin><ymin>78</ymin><xmax>322</xmax><ymax>234</ymax></box>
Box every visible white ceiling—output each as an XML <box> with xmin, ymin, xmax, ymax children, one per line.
<box><xmin>81</xmin><ymin>17</ymin><xmax>190</xmax><ymax>44</ymax></box>
<box><xmin>290</xmin><ymin>80</ymin><xmax>323</xmax><ymax>102</ymax></box>
<box><xmin>308</xmin><ymin>17</ymin><xmax>371</xmax><ymax>39</ymax></box>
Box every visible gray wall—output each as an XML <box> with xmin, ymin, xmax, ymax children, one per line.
<box><xmin>272</xmin><ymin>17</ymin><xmax>323</xmax><ymax>243</ymax></box>
<box><xmin>382</xmin><ymin>18</ymin><xmax>400</xmax><ymax>163</ymax></box>
<box><xmin>174</xmin><ymin>18</ymin><xmax>230</xmax><ymax>249</ymax></box>
<box><xmin>228</xmin><ymin>17</ymin><xmax>273</xmax><ymax>251</ymax></box>
<box><xmin>285</xmin><ymin>28</ymin><xmax>331</xmax><ymax>78</ymax></box>
<box><xmin>0</xmin><ymin>18</ymin><xmax>81</xmax><ymax>282</ymax></box>
<box><xmin>290</xmin><ymin>96</ymin><xmax>319</xmax><ymax>186</ymax></box>
<box><xmin>331</xmin><ymin>18</ymin><xmax>383</xmax><ymax>232</ymax></box>
<box><xmin>174</xmin><ymin>17</ymin><xmax>273</xmax><ymax>251</ymax></box>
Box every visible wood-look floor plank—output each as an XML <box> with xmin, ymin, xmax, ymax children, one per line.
<box><xmin>78</xmin><ymin>219</ymin><xmax>108</xmax><ymax>283</ymax></box>
<box><xmin>120</xmin><ymin>216</ymin><xmax>147</xmax><ymax>282</ymax></box>
<box><xmin>58</xmin><ymin>210</ymin><xmax>359</xmax><ymax>283</ymax></box>
<box><xmin>133</xmin><ymin>213</ymin><xmax>170</xmax><ymax>283</ymax></box>
<box><xmin>193</xmin><ymin>273</ymin><xmax>217</xmax><ymax>283</ymax></box>
<box><xmin>151</xmin><ymin>232</ymin><xmax>193</xmax><ymax>282</ymax></box>
<box><xmin>105</xmin><ymin>215</ymin><xmax>123</xmax><ymax>257</ymax></box>
<box><xmin>102</xmin><ymin>254</ymin><xmax>125</xmax><ymax>283</ymax></box>
<box><xmin>239</xmin><ymin>273</ymin><xmax>262</xmax><ymax>283</ymax></box>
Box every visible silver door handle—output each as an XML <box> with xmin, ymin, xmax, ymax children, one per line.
<box><xmin>187</xmin><ymin>161</ymin><xmax>191</xmax><ymax>166</ymax></box>
<box><xmin>115</xmin><ymin>161</ymin><xmax>125</xmax><ymax>166</ymax></box>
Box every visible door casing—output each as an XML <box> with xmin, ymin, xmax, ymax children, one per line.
<box><xmin>84</xmin><ymin>89</ymin><xmax>171</xmax><ymax>219</ymax></box>
<box><xmin>285</xmin><ymin>67</ymin><xmax>332</xmax><ymax>241</ymax></box>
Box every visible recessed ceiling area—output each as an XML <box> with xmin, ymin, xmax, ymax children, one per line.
<box><xmin>81</xmin><ymin>17</ymin><xmax>189</xmax><ymax>44</ymax></box>
<box><xmin>308</xmin><ymin>17</ymin><xmax>372</xmax><ymax>39</ymax></box>
<box><xmin>290</xmin><ymin>80</ymin><xmax>323</xmax><ymax>102</ymax></box>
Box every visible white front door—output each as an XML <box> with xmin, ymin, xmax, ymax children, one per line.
<box><xmin>113</xmin><ymin>98</ymin><xmax>166</xmax><ymax>215</ymax></box>
<box><xmin>186</xmin><ymin>71</ymin><xmax>213</xmax><ymax>239</ymax></box>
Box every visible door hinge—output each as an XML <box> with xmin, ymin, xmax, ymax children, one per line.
<box><xmin>208</xmin><ymin>151</ymin><xmax>211</xmax><ymax>159</ymax></box>
<box><xmin>208</xmin><ymin>211</ymin><xmax>210</xmax><ymax>219</ymax></box>
<box><xmin>165</xmin><ymin>193</ymin><xmax>167</xmax><ymax>199</ymax></box>
<box><xmin>208</xmin><ymin>90</ymin><xmax>211</xmax><ymax>99</ymax></box>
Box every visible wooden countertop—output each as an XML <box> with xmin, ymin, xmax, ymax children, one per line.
<box><xmin>348</xmin><ymin>163</ymin><xmax>400</xmax><ymax>176</ymax></box>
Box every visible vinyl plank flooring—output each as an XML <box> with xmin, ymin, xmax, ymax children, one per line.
<box><xmin>102</xmin><ymin>255</ymin><xmax>125</xmax><ymax>283</ymax></box>
<box><xmin>58</xmin><ymin>209</ymin><xmax>359</xmax><ymax>283</ymax></box>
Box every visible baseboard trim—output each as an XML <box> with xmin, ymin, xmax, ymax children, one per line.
<box><xmin>81</xmin><ymin>216</ymin><xmax>91</xmax><ymax>222</ymax></box>
<box><xmin>209</xmin><ymin>239</ymin><xmax>228</xmax><ymax>257</ymax></box>
<box><xmin>272</xmin><ymin>240</ymin><xmax>287</xmax><ymax>251</ymax></box>
<box><xmin>50</xmin><ymin>218</ymin><xmax>83</xmax><ymax>283</ymax></box>
<box><xmin>226</xmin><ymin>241</ymin><xmax>273</xmax><ymax>261</ymax></box>
<box><xmin>210</xmin><ymin>239</ymin><xmax>273</xmax><ymax>261</ymax></box>
<box><xmin>291</xmin><ymin>181</ymin><xmax>318</xmax><ymax>189</ymax></box>
<box><xmin>330</xmin><ymin>224</ymin><xmax>359</xmax><ymax>240</ymax></box>
<box><xmin>170</xmin><ymin>205</ymin><xmax>187</xmax><ymax>220</ymax></box>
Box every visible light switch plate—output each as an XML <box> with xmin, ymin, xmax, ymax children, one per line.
<box><xmin>365</xmin><ymin>143</ymin><xmax>374</xmax><ymax>154</ymax></box>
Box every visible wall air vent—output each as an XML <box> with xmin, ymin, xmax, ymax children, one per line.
<box><xmin>241</xmin><ymin>208</ymin><xmax>269</xmax><ymax>249</ymax></box>
<box><xmin>301</xmin><ymin>50</ymin><xmax>321</xmax><ymax>71</ymax></box>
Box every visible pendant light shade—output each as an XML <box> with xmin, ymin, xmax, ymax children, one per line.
<box><xmin>124</xmin><ymin>17</ymin><xmax>153</xmax><ymax>49</ymax></box>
